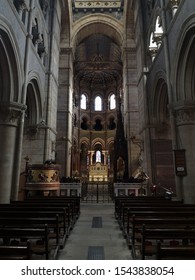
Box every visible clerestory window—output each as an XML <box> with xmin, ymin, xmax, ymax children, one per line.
<box><xmin>109</xmin><ymin>94</ymin><xmax>116</xmax><ymax>110</ymax></box>
<box><xmin>81</xmin><ymin>94</ymin><xmax>87</xmax><ymax>110</ymax></box>
<box><xmin>95</xmin><ymin>96</ymin><xmax>102</xmax><ymax>111</ymax></box>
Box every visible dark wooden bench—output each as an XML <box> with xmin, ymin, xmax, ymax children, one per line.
<box><xmin>114</xmin><ymin>196</ymin><xmax>180</xmax><ymax>218</ymax></box>
<box><xmin>23</xmin><ymin>196</ymin><xmax>81</xmax><ymax>219</ymax></box>
<box><xmin>0</xmin><ymin>205</ymin><xmax>70</xmax><ymax>230</ymax></box>
<box><xmin>156</xmin><ymin>242</ymin><xmax>195</xmax><ymax>260</ymax></box>
<box><xmin>118</xmin><ymin>205</ymin><xmax>195</xmax><ymax>236</ymax></box>
<box><xmin>129</xmin><ymin>216</ymin><xmax>195</xmax><ymax>258</ymax></box>
<box><xmin>9</xmin><ymin>202</ymin><xmax>76</xmax><ymax>229</ymax></box>
<box><xmin>0</xmin><ymin>208</ymin><xmax>67</xmax><ymax>249</ymax></box>
<box><xmin>0</xmin><ymin>225</ymin><xmax>51</xmax><ymax>259</ymax></box>
<box><xmin>0</xmin><ymin>240</ymin><xmax>31</xmax><ymax>260</ymax></box>
<box><xmin>0</xmin><ymin>215</ymin><xmax>60</xmax><ymax>256</ymax></box>
<box><xmin>121</xmin><ymin>205</ymin><xmax>195</xmax><ymax>235</ymax></box>
<box><xmin>121</xmin><ymin>207</ymin><xmax>195</xmax><ymax>236</ymax></box>
<box><xmin>115</xmin><ymin>200</ymin><xmax>184</xmax><ymax>228</ymax></box>
<box><xmin>13</xmin><ymin>198</ymin><xmax>80</xmax><ymax>227</ymax></box>
<box><xmin>141</xmin><ymin>225</ymin><xmax>195</xmax><ymax>260</ymax></box>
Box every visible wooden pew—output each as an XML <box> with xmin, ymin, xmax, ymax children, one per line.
<box><xmin>123</xmin><ymin>209</ymin><xmax>195</xmax><ymax>238</ymax></box>
<box><xmin>9</xmin><ymin>202</ymin><xmax>76</xmax><ymax>229</ymax></box>
<box><xmin>115</xmin><ymin>200</ymin><xmax>184</xmax><ymax>228</ymax></box>
<box><xmin>116</xmin><ymin>198</ymin><xmax>186</xmax><ymax>219</ymax></box>
<box><xmin>12</xmin><ymin>198</ymin><xmax>80</xmax><ymax>228</ymax></box>
<box><xmin>0</xmin><ymin>225</ymin><xmax>51</xmax><ymax>259</ymax></box>
<box><xmin>0</xmin><ymin>215</ymin><xmax>60</xmax><ymax>257</ymax></box>
<box><xmin>0</xmin><ymin>241</ymin><xmax>31</xmax><ymax>260</ymax></box>
<box><xmin>141</xmin><ymin>225</ymin><xmax>195</xmax><ymax>260</ymax></box>
<box><xmin>0</xmin><ymin>204</ymin><xmax>70</xmax><ymax>230</ymax></box>
<box><xmin>129</xmin><ymin>216</ymin><xmax>195</xmax><ymax>258</ymax></box>
<box><xmin>156</xmin><ymin>242</ymin><xmax>195</xmax><ymax>260</ymax></box>
<box><xmin>0</xmin><ymin>209</ymin><xmax>67</xmax><ymax>249</ymax></box>
<box><xmin>0</xmin><ymin>197</ymin><xmax>81</xmax><ymax>259</ymax></box>
<box><xmin>23</xmin><ymin>196</ymin><xmax>81</xmax><ymax>219</ymax></box>
<box><xmin>114</xmin><ymin>196</ymin><xmax>179</xmax><ymax>218</ymax></box>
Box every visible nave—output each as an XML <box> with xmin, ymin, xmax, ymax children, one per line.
<box><xmin>1</xmin><ymin>195</ymin><xmax>195</xmax><ymax>260</ymax></box>
<box><xmin>57</xmin><ymin>203</ymin><xmax>132</xmax><ymax>260</ymax></box>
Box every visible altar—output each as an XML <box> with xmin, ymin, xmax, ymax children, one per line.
<box><xmin>88</xmin><ymin>162</ymin><xmax>108</xmax><ymax>182</ymax></box>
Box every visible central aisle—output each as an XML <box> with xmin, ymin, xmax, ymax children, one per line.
<box><xmin>57</xmin><ymin>203</ymin><xmax>132</xmax><ymax>260</ymax></box>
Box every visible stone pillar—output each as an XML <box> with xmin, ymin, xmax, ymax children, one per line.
<box><xmin>174</xmin><ymin>104</ymin><xmax>195</xmax><ymax>203</ymax></box>
<box><xmin>57</xmin><ymin>47</ymin><xmax>73</xmax><ymax>177</ymax></box>
<box><xmin>123</xmin><ymin>43</ymin><xmax>142</xmax><ymax>177</ymax></box>
<box><xmin>0</xmin><ymin>103</ymin><xmax>23</xmax><ymax>203</ymax></box>
<box><xmin>90</xmin><ymin>152</ymin><xmax>93</xmax><ymax>165</ymax></box>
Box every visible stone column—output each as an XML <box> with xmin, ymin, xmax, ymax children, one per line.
<box><xmin>0</xmin><ymin>103</ymin><xmax>23</xmax><ymax>203</ymax></box>
<box><xmin>174</xmin><ymin>104</ymin><xmax>195</xmax><ymax>203</ymax></box>
<box><xmin>57</xmin><ymin>47</ymin><xmax>73</xmax><ymax>177</ymax></box>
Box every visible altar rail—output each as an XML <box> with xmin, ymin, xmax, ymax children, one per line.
<box><xmin>114</xmin><ymin>183</ymin><xmax>148</xmax><ymax>197</ymax></box>
<box><xmin>60</xmin><ymin>183</ymin><xmax>82</xmax><ymax>197</ymax></box>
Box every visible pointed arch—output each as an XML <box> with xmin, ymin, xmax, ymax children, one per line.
<box><xmin>174</xmin><ymin>19</ymin><xmax>195</xmax><ymax>101</ymax></box>
<box><xmin>0</xmin><ymin>25</ymin><xmax>22</xmax><ymax>103</ymax></box>
<box><xmin>91</xmin><ymin>138</ymin><xmax>105</xmax><ymax>150</ymax></box>
<box><xmin>25</xmin><ymin>79</ymin><xmax>43</xmax><ymax>126</ymax></box>
<box><xmin>72</xmin><ymin>14</ymin><xmax>123</xmax><ymax>51</ymax></box>
<box><xmin>153</xmin><ymin>78</ymin><xmax>169</xmax><ymax>126</ymax></box>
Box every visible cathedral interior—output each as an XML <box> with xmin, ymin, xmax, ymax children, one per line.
<box><xmin>2</xmin><ymin>0</ymin><xmax>195</xmax><ymax>262</ymax></box>
<box><xmin>0</xmin><ymin>0</ymin><xmax>195</xmax><ymax>204</ymax></box>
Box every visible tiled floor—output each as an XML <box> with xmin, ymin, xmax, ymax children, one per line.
<box><xmin>57</xmin><ymin>203</ymin><xmax>133</xmax><ymax>260</ymax></box>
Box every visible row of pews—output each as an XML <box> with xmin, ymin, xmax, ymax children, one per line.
<box><xmin>0</xmin><ymin>196</ymin><xmax>80</xmax><ymax>260</ymax></box>
<box><xmin>114</xmin><ymin>196</ymin><xmax>195</xmax><ymax>260</ymax></box>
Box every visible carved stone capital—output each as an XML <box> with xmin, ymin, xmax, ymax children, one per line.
<box><xmin>0</xmin><ymin>102</ymin><xmax>26</xmax><ymax>126</ymax></box>
<box><xmin>174</xmin><ymin>108</ymin><xmax>195</xmax><ymax>126</ymax></box>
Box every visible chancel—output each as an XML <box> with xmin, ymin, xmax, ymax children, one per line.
<box><xmin>0</xmin><ymin>0</ymin><xmax>195</xmax><ymax>261</ymax></box>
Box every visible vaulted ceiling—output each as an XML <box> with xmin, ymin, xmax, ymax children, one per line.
<box><xmin>74</xmin><ymin>33</ymin><xmax>122</xmax><ymax>88</ymax></box>
<box><xmin>72</xmin><ymin>0</ymin><xmax>124</xmax><ymax>90</ymax></box>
